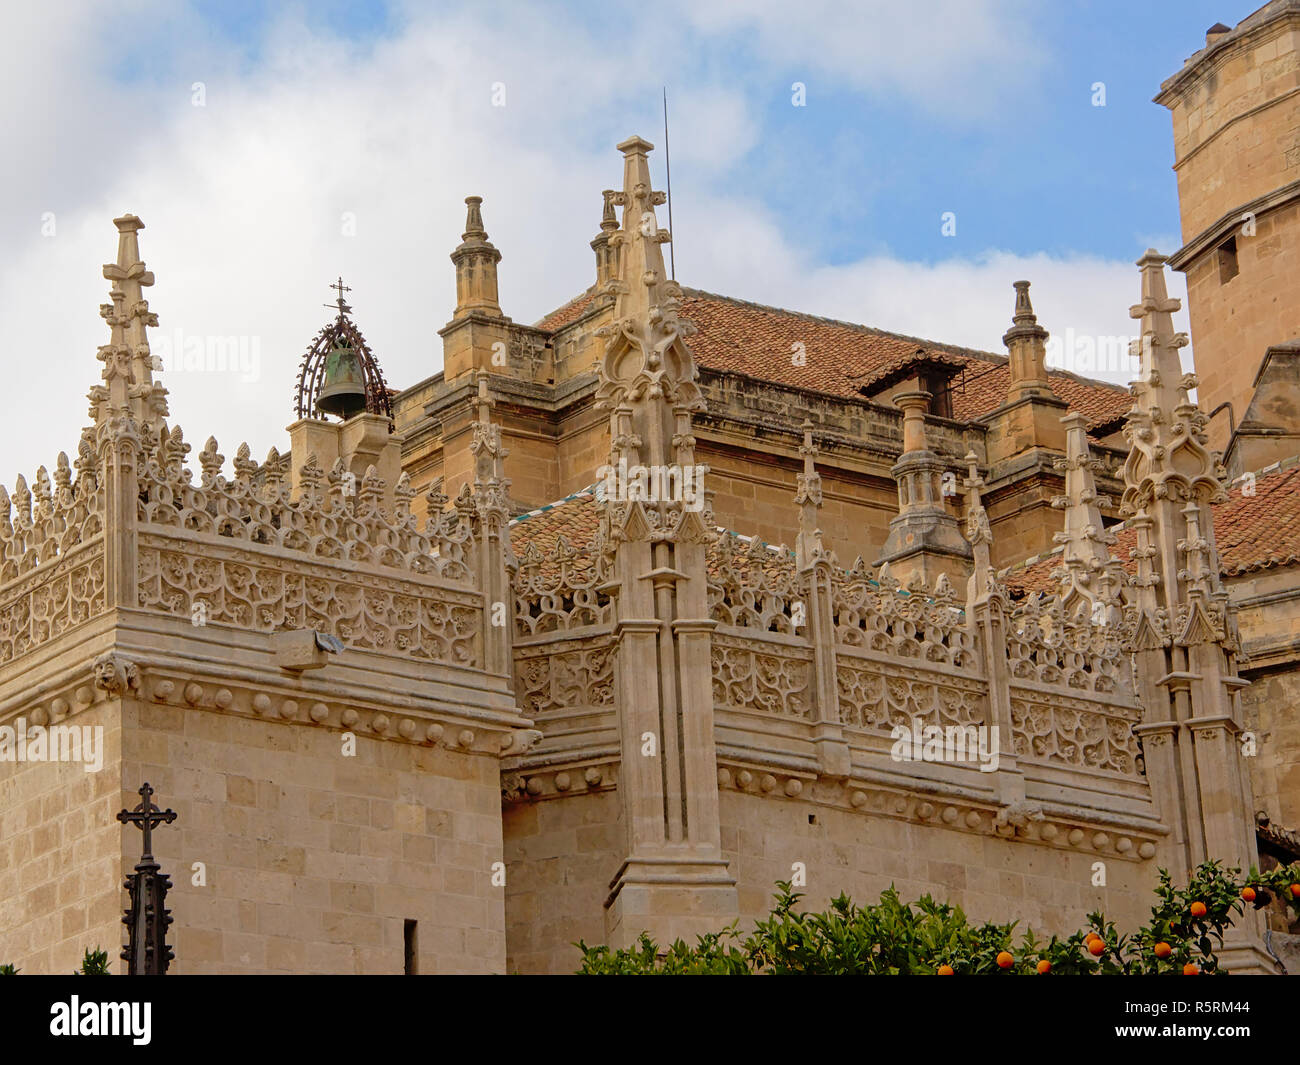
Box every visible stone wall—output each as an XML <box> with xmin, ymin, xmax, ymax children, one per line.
<box><xmin>502</xmin><ymin>788</ymin><xmax>621</xmax><ymax>974</ymax></box>
<box><xmin>720</xmin><ymin>788</ymin><xmax>1161</xmax><ymax>940</ymax></box>
<box><xmin>1182</xmin><ymin>199</ymin><xmax>1300</xmax><ymax>446</ymax></box>
<box><xmin>123</xmin><ymin>697</ymin><xmax>507</xmax><ymax>975</ymax></box>
<box><xmin>0</xmin><ymin>701</ymin><xmax>123</xmax><ymax>974</ymax></box>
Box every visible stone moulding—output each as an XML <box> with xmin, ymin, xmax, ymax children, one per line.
<box><xmin>714</xmin><ymin>762</ymin><xmax>1163</xmax><ymax>863</ymax></box>
<box><xmin>501</xmin><ymin>759</ymin><xmax>618</xmax><ymax>803</ymax></box>
<box><xmin>141</xmin><ymin>670</ymin><xmax>523</xmax><ymax>754</ymax></box>
<box><xmin>0</xmin><ymin>653</ymin><xmax>535</xmax><ymax>756</ymax></box>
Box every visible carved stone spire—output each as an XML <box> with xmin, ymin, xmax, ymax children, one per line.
<box><xmin>1120</xmin><ymin>251</ymin><xmax>1265</xmax><ymax>971</ymax></box>
<box><xmin>1120</xmin><ymin>250</ymin><xmax>1232</xmax><ymax>634</ymax></box>
<box><xmin>591</xmin><ymin>189</ymin><xmax>622</xmax><ymax>288</ymax></box>
<box><xmin>593</xmin><ymin>135</ymin><xmax>735</xmax><ymax>951</ymax></box>
<box><xmin>794</xmin><ymin>420</ymin><xmax>827</xmax><ymax>571</ymax></box>
<box><xmin>469</xmin><ymin>369</ymin><xmax>511</xmax><ymax>524</ymax></box>
<box><xmin>792</xmin><ymin>419</ymin><xmax>850</xmax><ymax>780</ymax></box>
<box><xmin>1003</xmin><ymin>280</ymin><xmax>1052</xmax><ymax>402</ymax></box>
<box><xmin>1050</xmin><ymin>412</ymin><xmax>1125</xmax><ymax>622</ymax></box>
<box><xmin>962</xmin><ymin>451</ymin><xmax>995</xmax><ymax>608</ymax></box>
<box><xmin>92</xmin><ymin>215</ymin><xmax>167</xmax><ymax>434</ymax></box>
<box><xmin>451</xmin><ymin>196</ymin><xmax>502</xmax><ymax>318</ymax></box>
<box><xmin>465</xmin><ymin>370</ymin><xmax>514</xmax><ymax>677</ymax></box>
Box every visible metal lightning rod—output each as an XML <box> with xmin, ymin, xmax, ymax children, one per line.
<box><xmin>663</xmin><ymin>86</ymin><xmax>675</xmax><ymax>281</ymax></box>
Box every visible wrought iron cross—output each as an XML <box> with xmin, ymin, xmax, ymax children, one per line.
<box><xmin>117</xmin><ymin>782</ymin><xmax>177</xmax><ymax>865</ymax></box>
<box><xmin>327</xmin><ymin>276</ymin><xmax>352</xmax><ymax>314</ymax></box>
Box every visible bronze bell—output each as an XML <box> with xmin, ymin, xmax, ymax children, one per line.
<box><xmin>316</xmin><ymin>339</ymin><xmax>367</xmax><ymax>420</ymax></box>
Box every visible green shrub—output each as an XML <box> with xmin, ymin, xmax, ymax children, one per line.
<box><xmin>577</xmin><ymin>859</ymin><xmax>1300</xmax><ymax>974</ymax></box>
<box><xmin>75</xmin><ymin>947</ymin><xmax>111</xmax><ymax>975</ymax></box>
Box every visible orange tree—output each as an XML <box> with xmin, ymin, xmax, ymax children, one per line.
<box><xmin>576</xmin><ymin>859</ymin><xmax>1300</xmax><ymax>974</ymax></box>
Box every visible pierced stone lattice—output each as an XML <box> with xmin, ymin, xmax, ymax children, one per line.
<box><xmin>831</xmin><ymin>558</ymin><xmax>973</xmax><ymax>668</ymax></box>
<box><xmin>711</xmin><ymin>639</ymin><xmax>812</xmax><ymax>718</ymax></box>
<box><xmin>707</xmin><ymin>533</ymin><xmax>804</xmax><ymax>633</ymax></box>
<box><xmin>836</xmin><ymin>662</ymin><xmax>986</xmax><ymax>733</ymax></box>
<box><xmin>513</xmin><ymin>537</ymin><xmax>614</xmax><ymax>636</ymax></box>
<box><xmin>135</xmin><ymin>430</ymin><xmax>473</xmax><ymax>583</ymax></box>
<box><xmin>0</xmin><ymin>447</ymin><xmax>108</xmax><ymax>665</ymax></box>
<box><xmin>1007</xmin><ymin>592</ymin><xmax>1132</xmax><ymax>696</ymax></box>
<box><xmin>1010</xmin><ymin>695</ymin><xmax>1144</xmax><ymax>777</ymax></box>
<box><xmin>515</xmin><ymin>638</ymin><xmax>615</xmax><ymax>715</ymax></box>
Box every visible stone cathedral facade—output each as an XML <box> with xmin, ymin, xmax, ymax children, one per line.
<box><xmin>1</xmin><ymin>3</ymin><xmax>1298</xmax><ymax>975</ymax></box>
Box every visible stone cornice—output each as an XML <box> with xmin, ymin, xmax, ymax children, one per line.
<box><xmin>494</xmin><ymin>750</ymin><xmax>1165</xmax><ymax>861</ymax></box>
<box><xmin>1168</xmin><ymin>179</ymin><xmax>1300</xmax><ymax>271</ymax></box>
<box><xmin>1155</xmin><ymin>4</ymin><xmax>1300</xmax><ymax>104</ymax></box>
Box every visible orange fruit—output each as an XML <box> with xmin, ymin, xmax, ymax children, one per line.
<box><xmin>1183</xmin><ymin>962</ymin><xmax>1199</xmax><ymax>975</ymax></box>
<box><xmin>1242</xmin><ymin>887</ymin><xmax>1256</xmax><ymax>902</ymax></box>
<box><xmin>1290</xmin><ymin>884</ymin><xmax>1300</xmax><ymax>899</ymax></box>
<box><xmin>996</xmin><ymin>951</ymin><xmax>1014</xmax><ymax>969</ymax></box>
<box><xmin>1084</xmin><ymin>933</ymin><xmax>1101</xmax><ymax>946</ymax></box>
<box><xmin>937</xmin><ymin>964</ymin><xmax>954</xmax><ymax>975</ymax></box>
<box><xmin>1190</xmin><ymin>901</ymin><xmax>1207</xmax><ymax>917</ymax></box>
<box><xmin>1036</xmin><ymin>959</ymin><xmax>1051</xmax><ymax>974</ymax></box>
<box><xmin>1154</xmin><ymin>942</ymin><xmax>1172</xmax><ymax>959</ymax></box>
<box><xmin>1088</xmin><ymin>938</ymin><xmax>1106</xmax><ymax>956</ymax></box>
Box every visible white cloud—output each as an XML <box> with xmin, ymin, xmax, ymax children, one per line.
<box><xmin>669</xmin><ymin>187</ymin><xmax>1191</xmax><ymax>384</ymax></box>
<box><xmin>673</xmin><ymin>0</ymin><xmax>1047</xmax><ymax>116</ymax></box>
<box><xmin>1</xmin><ymin>0</ymin><xmax>1180</xmax><ymax>493</ymax></box>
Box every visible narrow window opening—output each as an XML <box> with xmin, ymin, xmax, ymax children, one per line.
<box><xmin>1218</xmin><ymin>236</ymin><xmax>1239</xmax><ymax>283</ymax></box>
<box><xmin>922</xmin><ymin>372</ymin><xmax>953</xmax><ymax>419</ymax></box>
<box><xmin>404</xmin><ymin>919</ymin><xmax>418</xmax><ymax>975</ymax></box>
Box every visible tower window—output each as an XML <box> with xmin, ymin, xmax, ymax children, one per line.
<box><xmin>922</xmin><ymin>372</ymin><xmax>953</xmax><ymax>419</ymax></box>
<box><xmin>1217</xmin><ymin>236</ymin><xmax>1239</xmax><ymax>283</ymax></box>
<box><xmin>404</xmin><ymin>919</ymin><xmax>418</xmax><ymax>975</ymax></box>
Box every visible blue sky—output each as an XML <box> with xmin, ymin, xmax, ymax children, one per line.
<box><xmin>178</xmin><ymin>0</ymin><xmax>1232</xmax><ymax>263</ymax></box>
<box><xmin>0</xmin><ymin>0</ymin><xmax>1249</xmax><ymax>481</ymax></box>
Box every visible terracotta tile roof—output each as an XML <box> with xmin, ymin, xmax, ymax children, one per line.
<box><xmin>509</xmin><ymin>488</ymin><xmax>601</xmax><ymax>579</ymax></box>
<box><xmin>1004</xmin><ymin>460</ymin><xmax>1300</xmax><ymax>595</ymax></box>
<box><xmin>1256</xmin><ymin>815</ymin><xmax>1300</xmax><ymax>862</ymax></box>
<box><xmin>534</xmin><ymin>290</ymin><xmax>602</xmax><ymax>331</ymax></box>
<box><xmin>1217</xmin><ymin>463</ymin><xmax>1300</xmax><ymax>576</ymax></box>
<box><xmin>534</xmin><ymin>287</ymin><xmax>1133</xmax><ymax>430</ymax></box>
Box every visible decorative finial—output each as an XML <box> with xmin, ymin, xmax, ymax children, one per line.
<box><xmin>463</xmin><ymin>196</ymin><xmax>487</xmax><ymax>241</ymax></box>
<box><xmin>1011</xmin><ymin>280</ymin><xmax>1036</xmax><ymax>324</ymax></box>
<box><xmin>451</xmin><ymin>196</ymin><xmax>502</xmax><ymax>317</ymax></box>
<box><xmin>794</xmin><ymin>419</ymin><xmax>826</xmax><ymax>570</ymax></box>
<box><xmin>1002</xmin><ymin>279</ymin><xmax>1052</xmax><ymax>401</ymax></box>
<box><xmin>600</xmin><ymin>190</ymin><xmax>619</xmax><ymax>232</ymax></box>
<box><xmin>94</xmin><ymin>214</ymin><xmax>166</xmax><ymax>430</ymax></box>
<box><xmin>1050</xmin><ymin>412</ymin><xmax>1124</xmax><ymax>621</ymax></box>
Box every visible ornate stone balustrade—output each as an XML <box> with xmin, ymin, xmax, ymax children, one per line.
<box><xmin>1004</xmin><ymin>592</ymin><xmax>1145</xmax><ymax>781</ymax></box>
<box><xmin>515</xmin><ymin>634</ymin><xmax>615</xmax><ymax>716</ymax></box>
<box><xmin>138</xmin><ymin>432</ymin><xmax>474</xmax><ymax>582</ymax></box>
<box><xmin>132</xmin><ymin>429</ymin><xmax>486</xmax><ymax>668</ymax></box>
<box><xmin>0</xmin><ymin>538</ymin><xmax>107</xmax><ymax>667</ymax></box>
<box><xmin>513</xmin><ymin>537</ymin><xmax>614</xmax><ymax>636</ymax></box>
<box><xmin>712</xmin><ymin>633</ymin><xmax>813</xmax><ymax>719</ymax></box>
<box><xmin>830</xmin><ymin>559</ymin><xmax>974</xmax><ymax>668</ymax></box>
<box><xmin>0</xmin><ymin>446</ymin><xmax>108</xmax><ymax>666</ymax></box>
